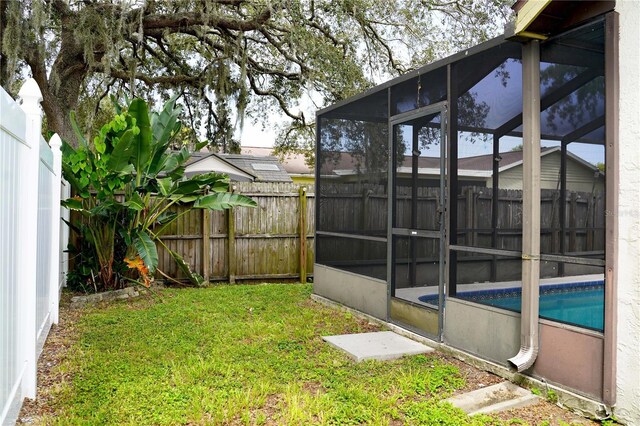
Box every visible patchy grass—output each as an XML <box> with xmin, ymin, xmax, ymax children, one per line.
<box><xmin>29</xmin><ymin>284</ymin><xmax>583</xmax><ymax>425</ymax></box>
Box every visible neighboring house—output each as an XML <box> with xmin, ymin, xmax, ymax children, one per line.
<box><xmin>460</xmin><ymin>147</ymin><xmax>604</xmax><ymax>192</ymax></box>
<box><xmin>185</xmin><ymin>152</ymin><xmax>292</xmax><ymax>183</ymax></box>
<box><xmin>241</xmin><ymin>146</ymin><xmax>315</xmax><ymax>185</ymax></box>
<box><xmin>320</xmin><ymin>147</ymin><xmax>604</xmax><ymax>193</ymax></box>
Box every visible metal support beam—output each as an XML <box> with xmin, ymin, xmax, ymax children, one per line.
<box><xmin>410</xmin><ymin>126</ymin><xmax>419</xmax><ymax>287</ymax></box>
<box><xmin>559</xmin><ymin>141</ymin><xmax>567</xmax><ymax>276</ymax></box>
<box><xmin>561</xmin><ymin>115</ymin><xmax>605</xmax><ymax>144</ymax></box>
<box><xmin>447</xmin><ymin>64</ymin><xmax>459</xmax><ymax>297</ymax></box>
<box><xmin>495</xmin><ymin>68</ymin><xmax>602</xmax><ymax>138</ymax></box>
<box><xmin>509</xmin><ymin>40</ymin><xmax>541</xmax><ymax>373</ymax></box>
<box><xmin>387</xmin><ymin>87</ymin><xmax>395</xmax><ymax>316</ymax></box>
<box><xmin>491</xmin><ymin>134</ymin><xmax>500</xmax><ymax>281</ymax></box>
<box><xmin>602</xmin><ymin>11</ymin><xmax>618</xmax><ymax>407</ymax></box>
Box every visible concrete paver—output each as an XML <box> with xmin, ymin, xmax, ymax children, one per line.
<box><xmin>445</xmin><ymin>381</ymin><xmax>541</xmax><ymax>415</ymax></box>
<box><xmin>322</xmin><ymin>331</ymin><xmax>433</xmax><ymax>362</ymax></box>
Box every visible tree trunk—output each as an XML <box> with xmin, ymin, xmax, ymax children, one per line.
<box><xmin>0</xmin><ymin>1</ymin><xmax>9</xmax><ymax>89</ymax></box>
<box><xmin>41</xmin><ymin>95</ymin><xmax>78</xmax><ymax>145</ymax></box>
<box><xmin>39</xmin><ymin>20</ymin><xmax>89</xmax><ymax>147</ymax></box>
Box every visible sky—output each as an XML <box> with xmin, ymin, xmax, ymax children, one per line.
<box><xmin>239</xmin><ymin>122</ymin><xmax>277</xmax><ymax>148</ymax></box>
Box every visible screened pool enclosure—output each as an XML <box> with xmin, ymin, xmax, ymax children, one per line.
<box><xmin>315</xmin><ymin>14</ymin><xmax>616</xmax><ymax>403</ymax></box>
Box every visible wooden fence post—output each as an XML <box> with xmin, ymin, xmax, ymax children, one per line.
<box><xmin>586</xmin><ymin>194</ymin><xmax>594</xmax><ymax>251</ymax></box>
<box><xmin>569</xmin><ymin>192</ymin><xmax>577</xmax><ymax>252</ymax></box>
<box><xmin>227</xmin><ymin>186</ymin><xmax>236</xmax><ymax>283</ymax></box>
<box><xmin>362</xmin><ymin>187</ymin><xmax>370</xmax><ymax>231</ymax></box>
<box><xmin>466</xmin><ymin>187</ymin><xmax>474</xmax><ymax>246</ymax></box>
<box><xmin>202</xmin><ymin>208</ymin><xmax>210</xmax><ymax>283</ymax></box>
<box><xmin>299</xmin><ymin>186</ymin><xmax>308</xmax><ymax>283</ymax></box>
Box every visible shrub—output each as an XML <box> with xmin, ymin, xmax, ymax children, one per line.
<box><xmin>62</xmin><ymin>98</ymin><xmax>256</xmax><ymax>291</ymax></box>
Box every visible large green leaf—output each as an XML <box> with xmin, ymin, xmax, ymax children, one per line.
<box><xmin>148</xmin><ymin>97</ymin><xmax>182</xmax><ymax>175</ymax></box>
<box><xmin>175</xmin><ymin>195</ymin><xmax>197</xmax><ymax>203</ymax></box>
<box><xmin>60</xmin><ymin>139</ymin><xmax>76</xmax><ymax>158</ymax></box>
<box><xmin>174</xmin><ymin>147</ymin><xmax>191</xmax><ymax>166</ymax></box>
<box><xmin>171</xmin><ymin>180</ymin><xmax>202</xmax><ymax>195</ymax></box>
<box><xmin>194</xmin><ymin>192</ymin><xmax>257</xmax><ymax>210</ymax></box>
<box><xmin>89</xmin><ymin>200</ymin><xmax>122</xmax><ymax>217</ymax></box>
<box><xmin>69</xmin><ymin>111</ymin><xmax>88</xmax><ymax>148</ymax></box>
<box><xmin>167</xmin><ymin>165</ymin><xmax>186</xmax><ymax>181</ymax></box>
<box><xmin>150</xmin><ymin>153</ymin><xmax>179</xmax><ymax>177</ymax></box>
<box><xmin>110</xmin><ymin>95</ymin><xmax>123</xmax><ymax>114</ymax></box>
<box><xmin>124</xmin><ymin>192</ymin><xmax>145</xmax><ymax>211</ymax></box>
<box><xmin>60</xmin><ymin>198</ymin><xmax>91</xmax><ymax>218</ymax></box>
<box><xmin>189</xmin><ymin>172</ymin><xmax>229</xmax><ymax>187</ymax></box>
<box><xmin>60</xmin><ymin>198</ymin><xmax>84</xmax><ymax>210</ymax></box>
<box><xmin>133</xmin><ymin>230</ymin><xmax>158</xmax><ymax>274</ymax></box>
<box><xmin>116</xmin><ymin>164</ymin><xmax>135</xmax><ymax>176</ymax></box>
<box><xmin>154</xmin><ymin>211</ymin><xmax>178</xmax><ymax>227</ymax></box>
<box><xmin>107</xmin><ymin>129</ymin><xmax>135</xmax><ymax>172</ymax></box>
<box><xmin>194</xmin><ymin>140</ymin><xmax>208</xmax><ymax>151</ymax></box>
<box><xmin>156</xmin><ymin>106</ymin><xmax>181</xmax><ymax>145</ymax></box>
<box><xmin>61</xmin><ymin>161</ymin><xmax>85</xmax><ymax>193</ymax></box>
<box><xmin>167</xmin><ymin>247</ymin><xmax>205</xmax><ymax>286</ymax></box>
<box><xmin>151</xmin><ymin>96</ymin><xmax>180</xmax><ymax>141</ymax></box>
<box><xmin>156</xmin><ymin>177</ymin><xmax>173</xmax><ymax>196</ymax></box>
<box><xmin>128</xmin><ymin>99</ymin><xmax>152</xmax><ymax>181</ymax></box>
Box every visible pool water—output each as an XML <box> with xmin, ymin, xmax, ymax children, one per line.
<box><xmin>481</xmin><ymin>285</ymin><xmax>604</xmax><ymax>331</ymax></box>
<box><xmin>419</xmin><ymin>281</ymin><xmax>604</xmax><ymax>331</ymax></box>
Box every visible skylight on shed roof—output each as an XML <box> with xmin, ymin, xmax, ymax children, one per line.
<box><xmin>251</xmin><ymin>163</ymin><xmax>280</xmax><ymax>171</ymax></box>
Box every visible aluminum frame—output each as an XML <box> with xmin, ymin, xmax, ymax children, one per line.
<box><xmin>387</xmin><ymin>102</ymin><xmax>448</xmax><ymax>340</ymax></box>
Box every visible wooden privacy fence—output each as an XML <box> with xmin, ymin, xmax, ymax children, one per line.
<box><xmin>1</xmin><ymin>80</ymin><xmax>67</xmax><ymax>426</ymax></box>
<box><xmin>157</xmin><ymin>182</ymin><xmax>315</xmax><ymax>283</ymax></box>
<box><xmin>455</xmin><ymin>186</ymin><xmax>605</xmax><ymax>254</ymax></box>
<box><xmin>318</xmin><ymin>183</ymin><xmax>605</xmax><ymax>255</ymax></box>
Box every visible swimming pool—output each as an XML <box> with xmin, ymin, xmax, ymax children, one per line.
<box><xmin>419</xmin><ymin>280</ymin><xmax>604</xmax><ymax>331</ymax></box>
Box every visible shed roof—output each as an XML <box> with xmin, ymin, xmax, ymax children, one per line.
<box><xmin>240</xmin><ymin>146</ymin><xmax>313</xmax><ymax>175</ymax></box>
<box><xmin>219</xmin><ymin>154</ymin><xmax>292</xmax><ymax>182</ymax></box>
<box><xmin>320</xmin><ymin>146</ymin><xmax>600</xmax><ymax>177</ymax></box>
<box><xmin>184</xmin><ymin>152</ymin><xmax>292</xmax><ymax>182</ymax></box>
<box><xmin>184</xmin><ymin>152</ymin><xmax>256</xmax><ymax>181</ymax></box>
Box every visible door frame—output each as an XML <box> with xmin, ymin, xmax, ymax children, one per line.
<box><xmin>386</xmin><ymin>101</ymin><xmax>448</xmax><ymax>340</ymax></box>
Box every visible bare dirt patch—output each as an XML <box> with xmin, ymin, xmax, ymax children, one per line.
<box><xmin>435</xmin><ymin>353</ymin><xmax>505</xmax><ymax>395</ymax></box>
<box><xmin>17</xmin><ymin>294</ymin><xmax>82</xmax><ymax>425</ymax></box>
<box><xmin>302</xmin><ymin>381</ymin><xmax>325</xmax><ymax>396</ymax></box>
<box><xmin>229</xmin><ymin>393</ymin><xmax>285</xmax><ymax>426</ymax></box>
<box><xmin>494</xmin><ymin>401</ymin><xmax>601</xmax><ymax>425</ymax></box>
<box><xmin>430</xmin><ymin>352</ymin><xmax>601</xmax><ymax>425</ymax></box>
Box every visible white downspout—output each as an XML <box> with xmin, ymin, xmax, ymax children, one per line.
<box><xmin>509</xmin><ymin>40</ymin><xmax>541</xmax><ymax>372</ymax></box>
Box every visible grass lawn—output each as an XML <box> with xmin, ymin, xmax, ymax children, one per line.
<box><xmin>32</xmin><ymin>284</ymin><xmax>583</xmax><ymax>425</ymax></box>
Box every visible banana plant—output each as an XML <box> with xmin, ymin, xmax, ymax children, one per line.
<box><xmin>62</xmin><ymin>97</ymin><xmax>256</xmax><ymax>290</ymax></box>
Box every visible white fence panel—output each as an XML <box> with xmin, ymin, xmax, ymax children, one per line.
<box><xmin>36</xmin><ymin>138</ymin><xmax>54</xmax><ymax>354</ymax></box>
<box><xmin>60</xmin><ymin>180</ymin><xmax>71</xmax><ymax>288</ymax></box>
<box><xmin>0</xmin><ymin>83</ymin><xmax>28</xmax><ymax>426</ymax></box>
<box><xmin>0</xmin><ymin>80</ymin><xmax>65</xmax><ymax>426</ymax></box>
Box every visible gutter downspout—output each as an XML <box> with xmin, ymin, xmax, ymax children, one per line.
<box><xmin>508</xmin><ymin>40</ymin><xmax>541</xmax><ymax>372</ymax></box>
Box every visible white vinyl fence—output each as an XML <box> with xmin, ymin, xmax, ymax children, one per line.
<box><xmin>1</xmin><ymin>79</ymin><xmax>66</xmax><ymax>426</ymax></box>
